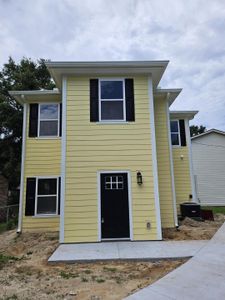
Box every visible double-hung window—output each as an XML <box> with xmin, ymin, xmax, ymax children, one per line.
<box><xmin>99</xmin><ymin>79</ymin><xmax>125</xmax><ymax>121</ymax></box>
<box><xmin>39</xmin><ymin>104</ymin><xmax>59</xmax><ymax>137</ymax></box>
<box><xmin>170</xmin><ymin>120</ymin><xmax>180</xmax><ymax>146</ymax></box>
<box><xmin>36</xmin><ymin>178</ymin><xmax>58</xmax><ymax>215</ymax></box>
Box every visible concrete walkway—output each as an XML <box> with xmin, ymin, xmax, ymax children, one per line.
<box><xmin>125</xmin><ymin>223</ymin><xmax>225</xmax><ymax>300</ymax></box>
<box><xmin>48</xmin><ymin>240</ymin><xmax>207</xmax><ymax>263</ymax></box>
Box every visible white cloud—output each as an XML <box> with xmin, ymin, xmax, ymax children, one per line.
<box><xmin>0</xmin><ymin>0</ymin><xmax>225</xmax><ymax>129</ymax></box>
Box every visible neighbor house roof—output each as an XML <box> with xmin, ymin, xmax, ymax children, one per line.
<box><xmin>191</xmin><ymin>129</ymin><xmax>225</xmax><ymax>140</ymax></box>
<box><xmin>170</xmin><ymin>110</ymin><xmax>198</xmax><ymax>120</ymax></box>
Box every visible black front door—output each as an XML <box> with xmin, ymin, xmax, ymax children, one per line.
<box><xmin>101</xmin><ymin>173</ymin><xmax>130</xmax><ymax>239</ymax></box>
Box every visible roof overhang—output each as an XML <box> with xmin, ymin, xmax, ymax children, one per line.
<box><xmin>170</xmin><ymin>110</ymin><xmax>198</xmax><ymax>120</ymax></box>
<box><xmin>9</xmin><ymin>90</ymin><xmax>61</xmax><ymax>106</ymax></box>
<box><xmin>45</xmin><ymin>60</ymin><xmax>169</xmax><ymax>90</ymax></box>
<box><xmin>154</xmin><ymin>88</ymin><xmax>182</xmax><ymax>106</ymax></box>
<box><xmin>192</xmin><ymin>128</ymin><xmax>225</xmax><ymax>140</ymax></box>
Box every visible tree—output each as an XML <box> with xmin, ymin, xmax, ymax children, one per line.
<box><xmin>0</xmin><ymin>57</ymin><xmax>55</xmax><ymax>194</ymax></box>
<box><xmin>190</xmin><ymin>125</ymin><xmax>206</xmax><ymax>137</ymax></box>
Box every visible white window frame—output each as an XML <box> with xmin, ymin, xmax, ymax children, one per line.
<box><xmin>98</xmin><ymin>78</ymin><xmax>126</xmax><ymax>122</ymax></box>
<box><xmin>34</xmin><ymin>176</ymin><xmax>59</xmax><ymax>217</ymax></box>
<box><xmin>38</xmin><ymin>103</ymin><xmax>60</xmax><ymax>138</ymax></box>
<box><xmin>105</xmin><ymin>175</ymin><xmax>124</xmax><ymax>190</ymax></box>
<box><xmin>170</xmin><ymin>119</ymin><xmax>181</xmax><ymax>147</ymax></box>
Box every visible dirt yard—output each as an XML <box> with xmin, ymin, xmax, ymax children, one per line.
<box><xmin>163</xmin><ymin>213</ymin><xmax>225</xmax><ymax>240</ymax></box>
<box><xmin>0</xmin><ymin>215</ymin><xmax>224</xmax><ymax>300</ymax></box>
<box><xmin>0</xmin><ymin>231</ymin><xmax>185</xmax><ymax>300</ymax></box>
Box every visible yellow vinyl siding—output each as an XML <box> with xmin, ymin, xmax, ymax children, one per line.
<box><xmin>22</xmin><ymin>105</ymin><xmax>61</xmax><ymax>231</ymax></box>
<box><xmin>154</xmin><ymin>96</ymin><xmax>175</xmax><ymax>228</ymax></box>
<box><xmin>173</xmin><ymin>147</ymin><xmax>192</xmax><ymax>210</ymax></box>
<box><xmin>64</xmin><ymin>75</ymin><xmax>158</xmax><ymax>243</ymax></box>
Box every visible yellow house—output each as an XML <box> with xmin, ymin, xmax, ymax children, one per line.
<box><xmin>10</xmin><ymin>61</ymin><xmax>197</xmax><ymax>243</ymax></box>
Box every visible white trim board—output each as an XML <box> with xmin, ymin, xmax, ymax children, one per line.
<box><xmin>60</xmin><ymin>76</ymin><xmax>67</xmax><ymax>243</ymax></box>
<box><xmin>185</xmin><ymin>118</ymin><xmax>197</xmax><ymax>201</ymax></box>
<box><xmin>17</xmin><ymin>103</ymin><xmax>27</xmax><ymax>233</ymax></box>
<box><xmin>148</xmin><ymin>75</ymin><xmax>162</xmax><ymax>240</ymax></box>
<box><xmin>166</xmin><ymin>100</ymin><xmax>178</xmax><ymax>226</ymax></box>
<box><xmin>97</xmin><ymin>170</ymin><xmax>133</xmax><ymax>242</ymax></box>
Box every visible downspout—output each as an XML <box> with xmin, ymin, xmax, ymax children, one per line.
<box><xmin>185</xmin><ymin>118</ymin><xmax>197</xmax><ymax>202</ymax></box>
<box><xmin>166</xmin><ymin>94</ymin><xmax>178</xmax><ymax>227</ymax></box>
<box><xmin>17</xmin><ymin>99</ymin><xmax>27</xmax><ymax>233</ymax></box>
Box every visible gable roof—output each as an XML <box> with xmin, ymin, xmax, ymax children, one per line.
<box><xmin>191</xmin><ymin>129</ymin><xmax>225</xmax><ymax>140</ymax></box>
<box><xmin>45</xmin><ymin>60</ymin><xmax>169</xmax><ymax>90</ymax></box>
<box><xmin>170</xmin><ymin>110</ymin><xmax>198</xmax><ymax>120</ymax></box>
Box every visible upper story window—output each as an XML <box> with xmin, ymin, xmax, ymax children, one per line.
<box><xmin>170</xmin><ymin>119</ymin><xmax>187</xmax><ymax>147</ymax></box>
<box><xmin>99</xmin><ymin>80</ymin><xmax>125</xmax><ymax>121</ymax></box>
<box><xmin>170</xmin><ymin>120</ymin><xmax>180</xmax><ymax>146</ymax></box>
<box><xmin>39</xmin><ymin>104</ymin><xmax>59</xmax><ymax>137</ymax></box>
<box><xmin>29</xmin><ymin>103</ymin><xmax>61</xmax><ymax>138</ymax></box>
<box><xmin>90</xmin><ymin>78</ymin><xmax>135</xmax><ymax>123</ymax></box>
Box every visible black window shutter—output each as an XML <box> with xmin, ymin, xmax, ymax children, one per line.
<box><xmin>58</xmin><ymin>177</ymin><xmax>61</xmax><ymax>215</ymax></box>
<box><xmin>59</xmin><ymin>103</ymin><xmax>62</xmax><ymax>137</ymax></box>
<box><xmin>125</xmin><ymin>79</ymin><xmax>135</xmax><ymax>121</ymax></box>
<box><xmin>29</xmin><ymin>104</ymin><xmax>38</xmax><ymax>137</ymax></box>
<box><xmin>25</xmin><ymin>178</ymin><xmax>36</xmax><ymax>216</ymax></box>
<box><xmin>179</xmin><ymin>119</ymin><xmax>186</xmax><ymax>146</ymax></box>
<box><xmin>90</xmin><ymin>79</ymin><xmax>99</xmax><ymax>122</ymax></box>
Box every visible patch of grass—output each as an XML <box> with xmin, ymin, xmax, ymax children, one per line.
<box><xmin>201</xmin><ymin>206</ymin><xmax>225</xmax><ymax>215</ymax></box>
<box><xmin>59</xmin><ymin>271</ymin><xmax>79</xmax><ymax>279</ymax></box>
<box><xmin>81</xmin><ymin>277</ymin><xmax>88</xmax><ymax>282</ymax></box>
<box><xmin>103</xmin><ymin>266</ymin><xmax>117</xmax><ymax>273</ymax></box>
<box><xmin>96</xmin><ymin>278</ymin><xmax>105</xmax><ymax>283</ymax></box>
<box><xmin>83</xmin><ymin>269</ymin><xmax>92</xmax><ymax>274</ymax></box>
<box><xmin>3</xmin><ymin>295</ymin><xmax>18</xmax><ymax>300</ymax></box>
<box><xmin>112</xmin><ymin>276</ymin><xmax>123</xmax><ymax>284</ymax></box>
<box><xmin>0</xmin><ymin>253</ymin><xmax>19</xmax><ymax>263</ymax></box>
<box><xmin>0</xmin><ymin>223</ymin><xmax>7</xmax><ymax>234</ymax></box>
<box><xmin>91</xmin><ymin>275</ymin><xmax>97</xmax><ymax>281</ymax></box>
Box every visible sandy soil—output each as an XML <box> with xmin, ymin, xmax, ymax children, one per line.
<box><xmin>0</xmin><ymin>215</ymin><xmax>224</xmax><ymax>300</ymax></box>
<box><xmin>163</xmin><ymin>213</ymin><xmax>225</xmax><ymax>240</ymax></box>
<box><xmin>0</xmin><ymin>231</ymin><xmax>185</xmax><ymax>300</ymax></box>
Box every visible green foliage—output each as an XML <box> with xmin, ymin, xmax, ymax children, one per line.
<box><xmin>0</xmin><ymin>57</ymin><xmax>55</xmax><ymax>190</ymax></box>
<box><xmin>59</xmin><ymin>271</ymin><xmax>79</xmax><ymax>279</ymax></box>
<box><xmin>103</xmin><ymin>266</ymin><xmax>117</xmax><ymax>273</ymax></box>
<box><xmin>201</xmin><ymin>206</ymin><xmax>225</xmax><ymax>215</ymax></box>
<box><xmin>190</xmin><ymin>125</ymin><xmax>206</xmax><ymax>137</ymax></box>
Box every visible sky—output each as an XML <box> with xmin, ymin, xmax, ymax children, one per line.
<box><xmin>0</xmin><ymin>0</ymin><xmax>225</xmax><ymax>130</ymax></box>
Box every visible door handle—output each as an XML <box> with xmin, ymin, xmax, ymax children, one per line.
<box><xmin>101</xmin><ymin>218</ymin><xmax>104</xmax><ymax>223</ymax></box>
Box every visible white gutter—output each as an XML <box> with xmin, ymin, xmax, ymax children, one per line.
<box><xmin>185</xmin><ymin>119</ymin><xmax>197</xmax><ymax>202</ymax></box>
<box><xmin>166</xmin><ymin>94</ymin><xmax>178</xmax><ymax>227</ymax></box>
<box><xmin>148</xmin><ymin>75</ymin><xmax>162</xmax><ymax>240</ymax></box>
<box><xmin>59</xmin><ymin>76</ymin><xmax>67</xmax><ymax>243</ymax></box>
<box><xmin>17</xmin><ymin>102</ymin><xmax>27</xmax><ymax>233</ymax></box>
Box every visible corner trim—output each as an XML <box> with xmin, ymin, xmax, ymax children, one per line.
<box><xmin>17</xmin><ymin>103</ymin><xmax>27</xmax><ymax>233</ymax></box>
<box><xmin>185</xmin><ymin>119</ymin><xmax>197</xmax><ymax>201</ymax></box>
<box><xmin>166</xmin><ymin>100</ymin><xmax>178</xmax><ymax>226</ymax></box>
<box><xmin>148</xmin><ymin>75</ymin><xmax>162</xmax><ymax>240</ymax></box>
<box><xmin>60</xmin><ymin>76</ymin><xmax>67</xmax><ymax>243</ymax></box>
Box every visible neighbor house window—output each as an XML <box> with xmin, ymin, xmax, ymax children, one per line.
<box><xmin>39</xmin><ymin>104</ymin><xmax>59</xmax><ymax>137</ymax></box>
<box><xmin>36</xmin><ymin>178</ymin><xmax>58</xmax><ymax>215</ymax></box>
<box><xmin>170</xmin><ymin>120</ymin><xmax>180</xmax><ymax>146</ymax></box>
<box><xmin>99</xmin><ymin>79</ymin><xmax>125</xmax><ymax>121</ymax></box>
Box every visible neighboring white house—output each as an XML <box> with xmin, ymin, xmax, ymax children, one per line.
<box><xmin>192</xmin><ymin>129</ymin><xmax>225</xmax><ymax>206</ymax></box>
